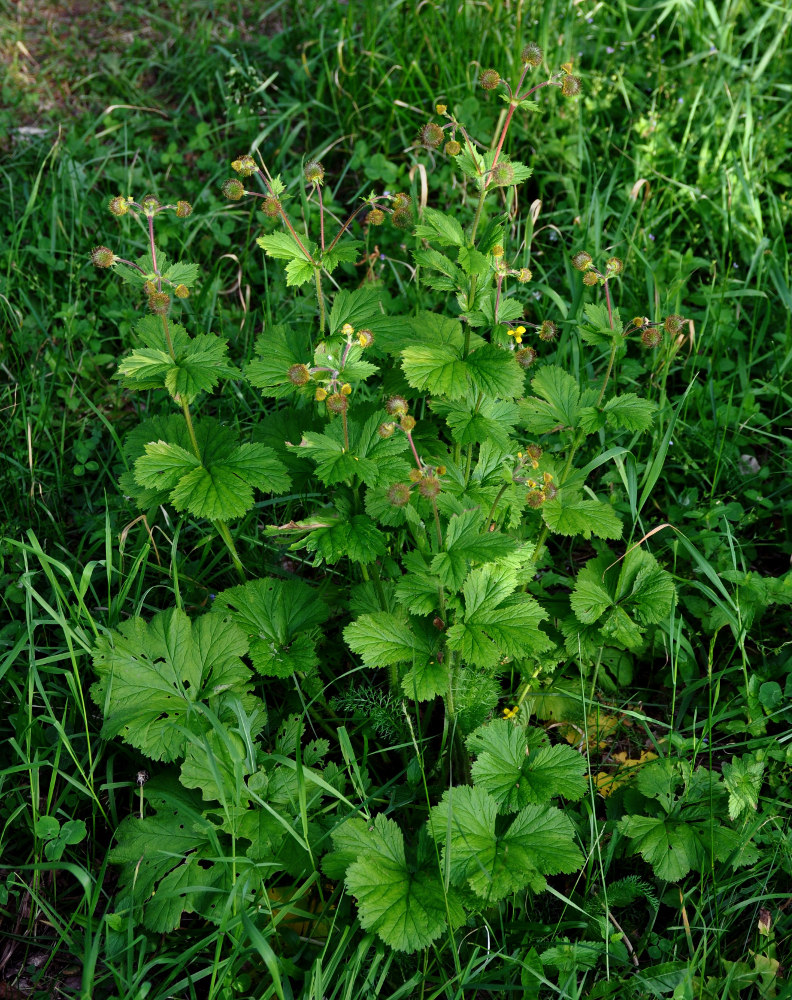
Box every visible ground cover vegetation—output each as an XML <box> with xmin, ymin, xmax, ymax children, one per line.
<box><xmin>1</xmin><ymin>0</ymin><xmax>791</xmax><ymax>997</ymax></box>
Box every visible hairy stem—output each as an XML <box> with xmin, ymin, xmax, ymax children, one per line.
<box><xmin>314</xmin><ymin>267</ymin><xmax>325</xmax><ymax>335</ymax></box>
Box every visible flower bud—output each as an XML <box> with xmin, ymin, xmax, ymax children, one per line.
<box><xmin>400</xmin><ymin>415</ymin><xmax>416</xmax><ymax>432</ymax></box>
<box><xmin>304</xmin><ymin>160</ymin><xmax>325</xmax><ymax>185</ymax></box>
<box><xmin>444</xmin><ymin>139</ymin><xmax>461</xmax><ymax>156</ymax></box>
<box><xmin>521</xmin><ymin>42</ymin><xmax>543</xmax><ymax>67</ymax></box>
<box><xmin>261</xmin><ymin>196</ymin><xmax>281</xmax><ymax>218</ymax></box>
<box><xmin>664</xmin><ymin>314</ymin><xmax>685</xmax><ymax>335</ymax></box>
<box><xmin>490</xmin><ymin>162</ymin><xmax>515</xmax><ymax>186</ymax></box>
<box><xmin>288</xmin><ymin>363</ymin><xmax>311</xmax><ymax>386</ymax></box>
<box><xmin>90</xmin><ymin>246</ymin><xmax>118</xmax><ymax>268</ymax></box>
<box><xmin>385</xmin><ymin>395</ymin><xmax>409</xmax><ymax>416</ymax></box>
<box><xmin>357</xmin><ymin>328</ymin><xmax>374</xmax><ymax>348</ymax></box>
<box><xmin>378</xmin><ymin>422</ymin><xmax>396</xmax><ymax>438</ymax></box>
<box><xmin>140</xmin><ymin>194</ymin><xmax>161</xmax><ymax>216</ymax></box>
<box><xmin>148</xmin><ymin>291</ymin><xmax>171</xmax><ymax>315</ymax></box>
<box><xmin>641</xmin><ymin>327</ymin><xmax>663</xmax><ymax>348</ymax></box>
<box><xmin>583</xmin><ymin>271</ymin><xmax>600</xmax><ymax>286</ymax></box>
<box><xmin>418</xmin><ymin>122</ymin><xmax>444</xmax><ymax>149</ymax></box>
<box><xmin>326</xmin><ymin>392</ymin><xmax>348</xmax><ymax>414</ymax></box>
<box><xmin>561</xmin><ymin>75</ymin><xmax>582</xmax><ymax>97</ymax></box>
<box><xmin>108</xmin><ymin>196</ymin><xmax>130</xmax><ymax>217</ymax></box>
<box><xmin>222</xmin><ymin>178</ymin><xmax>245</xmax><ymax>201</ymax></box>
<box><xmin>341</xmin><ymin>323</ymin><xmax>355</xmax><ymax>336</ymax></box>
<box><xmin>315</xmin><ymin>387</ymin><xmax>328</xmax><ymax>401</ymax></box>
<box><xmin>435</xmin><ymin>104</ymin><xmax>448</xmax><ymax>115</ymax></box>
<box><xmin>517</xmin><ymin>267</ymin><xmax>533</xmax><ymax>283</ymax></box>
<box><xmin>387</xmin><ymin>483</ymin><xmax>411</xmax><ymax>507</ymax></box>
<box><xmin>340</xmin><ymin>383</ymin><xmax>352</xmax><ymax>395</ymax></box>
<box><xmin>366</xmin><ymin>208</ymin><xmax>385</xmax><ymax>226</ymax></box>
<box><xmin>571</xmin><ymin>250</ymin><xmax>593</xmax><ymax>271</ymax></box>
<box><xmin>231</xmin><ymin>155</ymin><xmax>256</xmax><ymax>177</ymax></box>
<box><xmin>491</xmin><ymin>245</ymin><xmax>505</xmax><ymax>258</ymax></box>
<box><xmin>632</xmin><ymin>316</ymin><xmax>648</xmax><ymax>329</ymax></box>
<box><xmin>516</xmin><ymin>346</ymin><xmax>538</xmax><ymax>368</ymax></box>
<box><xmin>175</xmin><ymin>200</ymin><xmax>193</xmax><ymax>218</ymax></box>
<box><xmin>539</xmin><ymin>320</ymin><xmax>558</xmax><ymax>342</ymax></box>
<box><xmin>479</xmin><ymin>68</ymin><xmax>501</xmax><ymax>90</ymax></box>
<box><xmin>418</xmin><ymin>475</ymin><xmax>441</xmax><ymax>499</ymax></box>
<box><xmin>606</xmin><ymin>257</ymin><xmax>623</xmax><ymax>276</ymax></box>
<box><xmin>174</xmin><ymin>284</ymin><xmax>190</xmax><ymax>299</ymax></box>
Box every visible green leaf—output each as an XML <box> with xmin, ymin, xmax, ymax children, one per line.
<box><xmin>285</xmin><ymin>257</ymin><xmax>316</xmax><ymax>287</ymax></box>
<box><xmin>466</xmin><ymin>344</ymin><xmax>524</xmax><ymax>398</ymax></box>
<box><xmin>541</xmin><ymin>494</ymin><xmax>623</xmax><ymax>540</ymax></box>
<box><xmin>109</xmin><ymin>776</ymin><xmax>232</xmax><ymax>931</ymax></box>
<box><xmin>328</xmin><ymin>286</ymin><xmax>384</xmax><ymax>336</ymax></box>
<box><xmin>341</xmin><ymin>815</ymin><xmax>464</xmax><ymax>953</ymax></box>
<box><xmin>180</xmin><ymin>728</ymin><xmax>251</xmax><ymax>804</ymax></box>
<box><xmin>394</xmin><ymin>551</ymin><xmax>444</xmax><ymax>615</ymax></box>
<box><xmin>213</xmin><ymin>577</ymin><xmax>329</xmax><ymax>678</ymax></box>
<box><xmin>413</xmin><ymin>207</ymin><xmax>465</xmax><ymax>247</ymax></box>
<box><xmin>519</xmin><ymin>366</ymin><xmax>580</xmax><ymax>432</ymax></box>
<box><xmin>162</xmin><ymin>260</ymin><xmax>200</xmax><ymax>288</ymax></box>
<box><xmin>407</xmin><ymin>312</ymin><xmax>465</xmax><ymax>350</ymax></box>
<box><xmin>401</xmin><ymin>344</ymin><xmax>469</xmax><ymax>399</ymax></box>
<box><xmin>431</xmin><ymin>509</ymin><xmax>514</xmax><ymax>591</ymax></box>
<box><xmin>433</xmin><ymin>395</ymin><xmax>519</xmax><ymax>449</ymax></box>
<box><xmin>246</xmin><ymin>325</ymin><xmax>310</xmax><ymax>399</ymax></box>
<box><xmin>414</xmin><ymin>247</ymin><xmax>463</xmax><ymax>290</ymax></box>
<box><xmin>321</xmin><ymin>241</ymin><xmax>362</xmax><ymax>274</ymax></box>
<box><xmin>445</xmin><ymin>563</ymin><xmax>550</xmax><ymax>670</ymax></box>
<box><xmin>468</xmin><ymin>720</ymin><xmax>586</xmax><ymax>811</ymax></box>
<box><xmin>721</xmin><ymin>756</ymin><xmax>765</xmax><ymax>821</ymax></box>
<box><xmin>618</xmin><ymin>814</ymin><xmax>701</xmax><ymax>881</ymax></box>
<box><xmin>457</xmin><ymin>246</ymin><xmax>490</xmax><ymax>276</ymax></box>
<box><xmin>428</xmin><ymin>786</ymin><xmax>582</xmax><ymax>901</ymax></box>
<box><xmin>257</xmin><ymin>232</ymin><xmax>314</xmax><ymax>262</ymax></box>
<box><xmin>301</xmin><ymin>513</ymin><xmax>387</xmax><ymax>565</ymax></box>
<box><xmin>344</xmin><ymin>612</ymin><xmax>431</xmax><ymax>667</ymax></box>
<box><xmin>91</xmin><ymin>608</ymin><xmax>259</xmax><ymax>762</ymax></box>
<box><xmin>401</xmin><ymin>657</ymin><xmax>448</xmax><ymax>701</ymax></box>
<box><xmin>603</xmin><ymin>393</ymin><xmax>657</xmax><ymax>432</ymax></box>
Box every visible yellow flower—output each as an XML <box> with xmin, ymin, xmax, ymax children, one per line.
<box><xmin>341</xmin><ymin>322</ymin><xmax>354</xmax><ymax>336</ymax></box>
<box><xmin>502</xmin><ymin>705</ymin><xmax>518</xmax><ymax>719</ymax></box>
<box><xmin>435</xmin><ymin>104</ymin><xmax>448</xmax><ymax>115</ymax></box>
<box><xmin>315</xmin><ymin>387</ymin><xmax>327</xmax><ymax>401</ymax></box>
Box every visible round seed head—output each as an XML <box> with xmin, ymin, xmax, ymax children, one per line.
<box><xmin>641</xmin><ymin>326</ymin><xmax>663</xmax><ymax>348</ymax></box>
<box><xmin>391</xmin><ymin>192</ymin><xmax>411</xmax><ymax>209</ymax></box>
<box><xmin>366</xmin><ymin>207</ymin><xmax>385</xmax><ymax>226</ymax></box>
<box><xmin>525</xmin><ymin>444</ymin><xmax>542</xmax><ymax>463</ymax></box>
<box><xmin>140</xmin><ymin>194</ymin><xmax>161</xmax><ymax>216</ymax></box>
<box><xmin>222</xmin><ymin>178</ymin><xmax>245</xmax><ymax>201</ymax></box>
<box><xmin>561</xmin><ymin>75</ymin><xmax>582</xmax><ymax>97</ymax></box>
<box><xmin>539</xmin><ymin>320</ymin><xmax>558</xmax><ymax>342</ymax></box>
<box><xmin>326</xmin><ymin>392</ymin><xmax>348</xmax><ymax>414</ymax></box>
<box><xmin>543</xmin><ymin>481</ymin><xmax>558</xmax><ymax>500</ymax></box>
<box><xmin>90</xmin><ymin>245</ymin><xmax>118</xmax><ymax>268</ymax></box>
<box><xmin>391</xmin><ymin>206</ymin><xmax>413</xmax><ymax>230</ymax></box>
<box><xmin>525</xmin><ymin>490</ymin><xmax>545</xmax><ymax>508</ymax></box>
<box><xmin>378</xmin><ymin>422</ymin><xmax>396</xmax><ymax>439</ymax></box>
<box><xmin>521</xmin><ymin>42</ymin><xmax>543</xmax><ymax>67</ymax></box>
<box><xmin>664</xmin><ymin>314</ymin><xmax>685</xmax><ymax>335</ymax></box>
<box><xmin>408</xmin><ymin>468</ymin><xmax>423</xmax><ymax>483</ymax></box>
<box><xmin>444</xmin><ymin>139</ymin><xmax>462</xmax><ymax>156</ymax></box>
<box><xmin>288</xmin><ymin>363</ymin><xmax>311</xmax><ymax>386</ymax></box>
<box><xmin>571</xmin><ymin>250</ymin><xmax>593</xmax><ymax>271</ymax></box>
<box><xmin>387</xmin><ymin>483</ymin><xmax>411</xmax><ymax>507</ymax></box>
<box><xmin>231</xmin><ymin>154</ymin><xmax>256</xmax><ymax>177</ymax></box>
<box><xmin>606</xmin><ymin>257</ymin><xmax>623</xmax><ymax>276</ymax></box>
<box><xmin>385</xmin><ymin>395</ymin><xmax>409</xmax><ymax>416</ymax></box>
<box><xmin>479</xmin><ymin>68</ymin><xmax>501</xmax><ymax>90</ymax></box>
<box><xmin>261</xmin><ymin>196</ymin><xmax>281</xmax><ymax>218</ymax></box>
<box><xmin>491</xmin><ymin>162</ymin><xmax>515</xmax><ymax>186</ymax></box>
<box><xmin>583</xmin><ymin>271</ymin><xmax>600</xmax><ymax>286</ymax></box>
<box><xmin>515</xmin><ymin>346</ymin><xmax>538</xmax><ymax>369</ymax></box>
<box><xmin>418</xmin><ymin>122</ymin><xmax>444</xmax><ymax>149</ymax></box>
<box><xmin>400</xmin><ymin>415</ymin><xmax>416</xmax><ymax>432</ymax></box>
<box><xmin>147</xmin><ymin>291</ymin><xmax>171</xmax><ymax>315</ymax></box>
<box><xmin>175</xmin><ymin>200</ymin><xmax>193</xmax><ymax>218</ymax></box>
<box><xmin>517</xmin><ymin>267</ymin><xmax>533</xmax><ymax>283</ymax></box>
<box><xmin>174</xmin><ymin>283</ymin><xmax>190</xmax><ymax>299</ymax></box>
<box><xmin>418</xmin><ymin>475</ymin><xmax>441</xmax><ymax>499</ymax></box>
<box><xmin>108</xmin><ymin>195</ymin><xmax>130</xmax><ymax>217</ymax></box>
<box><xmin>304</xmin><ymin>160</ymin><xmax>325</xmax><ymax>185</ymax></box>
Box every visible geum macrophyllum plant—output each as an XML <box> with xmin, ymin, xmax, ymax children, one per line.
<box><xmin>211</xmin><ymin>44</ymin><xmax>684</xmax><ymax>952</ymax></box>
<box><xmin>91</xmin><ymin>192</ymin><xmax>290</xmax><ymax>576</ymax></box>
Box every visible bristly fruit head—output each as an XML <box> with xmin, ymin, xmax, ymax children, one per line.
<box><xmin>561</xmin><ymin>75</ymin><xmax>582</xmax><ymax>97</ymax></box>
<box><xmin>490</xmin><ymin>162</ymin><xmax>515</xmax><ymax>186</ymax></box>
<box><xmin>400</xmin><ymin>415</ymin><xmax>417</xmax><ymax>432</ymax></box>
<box><xmin>326</xmin><ymin>392</ymin><xmax>348</xmax><ymax>414</ymax></box>
<box><xmin>387</xmin><ymin>483</ymin><xmax>411</xmax><ymax>507</ymax></box>
<box><xmin>606</xmin><ymin>257</ymin><xmax>624</xmax><ymax>276</ymax></box>
<box><xmin>418</xmin><ymin>122</ymin><xmax>444</xmax><ymax>149</ymax></box>
<box><xmin>175</xmin><ymin>200</ymin><xmax>193</xmax><ymax>218</ymax></box>
<box><xmin>261</xmin><ymin>196</ymin><xmax>281</xmax><ymax>218</ymax></box>
<box><xmin>222</xmin><ymin>178</ymin><xmax>245</xmax><ymax>201</ymax></box>
<box><xmin>140</xmin><ymin>194</ymin><xmax>161</xmax><ymax>216</ymax></box>
<box><xmin>288</xmin><ymin>363</ymin><xmax>311</xmax><ymax>386</ymax></box>
<box><xmin>521</xmin><ymin>42</ymin><xmax>543</xmax><ymax>67</ymax></box>
<box><xmin>391</xmin><ymin>206</ymin><xmax>413</xmax><ymax>229</ymax></box>
<box><xmin>517</xmin><ymin>267</ymin><xmax>533</xmax><ymax>283</ymax></box>
<box><xmin>304</xmin><ymin>160</ymin><xmax>325</xmax><ymax>185</ymax></box>
<box><xmin>418</xmin><ymin>475</ymin><xmax>441</xmax><ymax>499</ymax></box>
<box><xmin>525</xmin><ymin>489</ymin><xmax>545</xmax><ymax>508</ymax></box>
<box><xmin>231</xmin><ymin>155</ymin><xmax>256</xmax><ymax>177</ymax></box>
<box><xmin>147</xmin><ymin>291</ymin><xmax>171</xmax><ymax>315</ymax></box>
<box><xmin>583</xmin><ymin>271</ymin><xmax>600</xmax><ymax>286</ymax></box>
<box><xmin>385</xmin><ymin>396</ymin><xmax>409</xmax><ymax>417</ymax></box>
<box><xmin>444</xmin><ymin>139</ymin><xmax>462</xmax><ymax>156</ymax></box>
<box><xmin>516</xmin><ymin>346</ymin><xmax>538</xmax><ymax>368</ymax></box>
<box><xmin>571</xmin><ymin>250</ymin><xmax>593</xmax><ymax>271</ymax></box>
<box><xmin>366</xmin><ymin>208</ymin><xmax>385</xmax><ymax>226</ymax></box>
<box><xmin>525</xmin><ymin>443</ymin><xmax>542</xmax><ymax>463</ymax></box>
<box><xmin>479</xmin><ymin>68</ymin><xmax>501</xmax><ymax>90</ymax></box>
<box><xmin>664</xmin><ymin>314</ymin><xmax>685</xmax><ymax>335</ymax></box>
<box><xmin>539</xmin><ymin>320</ymin><xmax>558</xmax><ymax>342</ymax></box>
<box><xmin>357</xmin><ymin>328</ymin><xmax>374</xmax><ymax>348</ymax></box>
<box><xmin>108</xmin><ymin>196</ymin><xmax>130</xmax><ymax>217</ymax></box>
<box><xmin>641</xmin><ymin>327</ymin><xmax>663</xmax><ymax>348</ymax></box>
<box><xmin>378</xmin><ymin>422</ymin><xmax>396</xmax><ymax>439</ymax></box>
<box><xmin>174</xmin><ymin>284</ymin><xmax>190</xmax><ymax>299</ymax></box>
<box><xmin>90</xmin><ymin>246</ymin><xmax>118</xmax><ymax>268</ymax></box>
